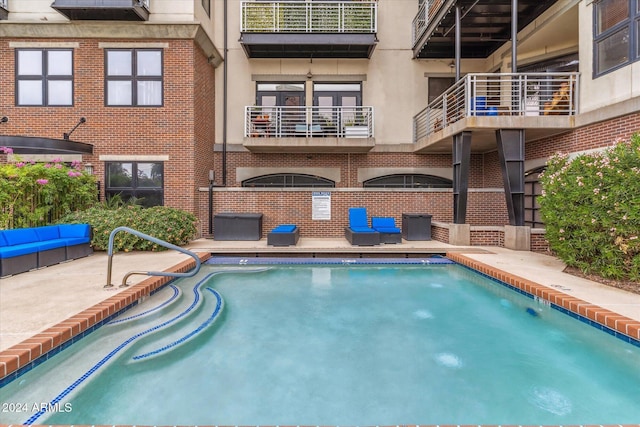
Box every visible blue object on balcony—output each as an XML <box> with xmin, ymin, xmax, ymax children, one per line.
<box><xmin>487</xmin><ymin>106</ymin><xmax>498</xmax><ymax>116</ymax></box>
<box><xmin>471</xmin><ymin>96</ymin><xmax>487</xmax><ymax>115</ymax></box>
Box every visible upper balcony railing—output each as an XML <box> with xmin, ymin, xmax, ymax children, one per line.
<box><xmin>412</xmin><ymin>0</ymin><xmax>443</xmax><ymax>46</ymax></box>
<box><xmin>245</xmin><ymin>106</ymin><xmax>374</xmax><ymax>138</ymax></box>
<box><xmin>413</xmin><ymin>72</ymin><xmax>580</xmax><ymax>142</ymax></box>
<box><xmin>241</xmin><ymin>1</ymin><xmax>377</xmax><ymax>33</ymax></box>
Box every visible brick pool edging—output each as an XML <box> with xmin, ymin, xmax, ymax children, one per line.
<box><xmin>0</xmin><ymin>252</ymin><xmax>211</xmax><ymax>382</ymax></box>
<box><xmin>447</xmin><ymin>252</ymin><xmax>640</xmax><ymax>344</ymax></box>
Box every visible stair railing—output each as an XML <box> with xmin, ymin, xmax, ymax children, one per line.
<box><xmin>105</xmin><ymin>226</ymin><xmax>201</xmax><ymax>288</ymax></box>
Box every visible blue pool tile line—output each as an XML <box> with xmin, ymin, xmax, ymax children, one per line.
<box><xmin>206</xmin><ymin>256</ymin><xmax>454</xmax><ymax>265</ymax></box>
<box><xmin>456</xmin><ymin>262</ymin><xmax>640</xmax><ymax>348</ymax></box>
<box><xmin>132</xmin><ymin>288</ymin><xmax>224</xmax><ymax>360</ymax></box>
<box><xmin>108</xmin><ymin>285</ymin><xmax>180</xmax><ymax>325</ymax></box>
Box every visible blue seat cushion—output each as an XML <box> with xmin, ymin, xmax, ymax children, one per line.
<box><xmin>272</xmin><ymin>224</ymin><xmax>297</xmax><ymax>233</ymax></box>
<box><xmin>0</xmin><ymin>233</ymin><xmax>7</xmax><ymax>247</ymax></box>
<box><xmin>375</xmin><ymin>227</ymin><xmax>400</xmax><ymax>233</ymax></box>
<box><xmin>64</xmin><ymin>237</ymin><xmax>91</xmax><ymax>246</ymax></box>
<box><xmin>2</xmin><ymin>228</ymin><xmax>39</xmax><ymax>245</ymax></box>
<box><xmin>58</xmin><ymin>224</ymin><xmax>90</xmax><ymax>238</ymax></box>
<box><xmin>372</xmin><ymin>217</ymin><xmax>396</xmax><ymax>228</ymax></box>
<box><xmin>0</xmin><ymin>242</ymin><xmax>41</xmax><ymax>258</ymax></box>
<box><xmin>351</xmin><ymin>226</ymin><xmax>376</xmax><ymax>233</ymax></box>
<box><xmin>35</xmin><ymin>225</ymin><xmax>61</xmax><ymax>241</ymax></box>
<box><xmin>38</xmin><ymin>239</ymin><xmax>68</xmax><ymax>251</ymax></box>
<box><xmin>349</xmin><ymin>207</ymin><xmax>369</xmax><ymax>228</ymax></box>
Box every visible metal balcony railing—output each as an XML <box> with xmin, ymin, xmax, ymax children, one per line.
<box><xmin>245</xmin><ymin>106</ymin><xmax>374</xmax><ymax>138</ymax></box>
<box><xmin>412</xmin><ymin>0</ymin><xmax>444</xmax><ymax>46</ymax></box>
<box><xmin>241</xmin><ymin>1</ymin><xmax>377</xmax><ymax>33</ymax></box>
<box><xmin>413</xmin><ymin>72</ymin><xmax>580</xmax><ymax>141</ymax></box>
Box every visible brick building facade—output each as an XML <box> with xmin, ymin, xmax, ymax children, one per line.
<box><xmin>1</xmin><ymin>1</ymin><xmax>639</xmax><ymax>252</ymax></box>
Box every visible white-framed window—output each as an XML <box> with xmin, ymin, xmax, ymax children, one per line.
<box><xmin>16</xmin><ymin>49</ymin><xmax>73</xmax><ymax>106</ymax></box>
<box><xmin>105</xmin><ymin>49</ymin><xmax>163</xmax><ymax>106</ymax></box>
<box><xmin>593</xmin><ymin>0</ymin><xmax>640</xmax><ymax>76</ymax></box>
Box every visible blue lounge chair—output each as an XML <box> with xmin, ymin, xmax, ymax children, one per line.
<box><xmin>344</xmin><ymin>207</ymin><xmax>380</xmax><ymax>246</ymax></box>
<box><xmin>372</xmin><ymin>217</ymin><xmax>402</xmax><ymax>244</ymax></box>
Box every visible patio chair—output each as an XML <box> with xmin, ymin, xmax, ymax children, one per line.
<box><xmin>344</xmin><ymin>207</ymin><xmax>380</xmax><ymax>246</ymax></box>
<box><xmin>371</xmin><ymin>217</ymin><xmax>402</xmax><ymax>244</ymax></box>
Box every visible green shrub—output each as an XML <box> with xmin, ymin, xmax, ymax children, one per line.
<box><xmin>539</xmin><ymin>134</ymin><xmax>640</xmax><ymax>281</ymax></box>
<box><xmin>60</xmin><ymin>205</ymin><xmax>198</xmax><ymax>252</ymax></box>
<box><xmin>0</xmin><ymin>148</ymin><xmax>98</xmax><ymax>229</ymax></box>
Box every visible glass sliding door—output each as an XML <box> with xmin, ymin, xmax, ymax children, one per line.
<box><xmin>313</xmin><ymin>82</ymin><xmax>362</xmax><ymax>131</ymax></box>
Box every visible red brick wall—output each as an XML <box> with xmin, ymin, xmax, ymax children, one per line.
<box><xmin>482</xmin><ymin>150</ymin><xmax>503</xmax><ymax>187</ymax></box>
<box><xmin>527</xmin><ymin>112</ymin><xmax>640</xmax><ymax>159</ymax></box>
<box><xmin>469</xmin><ymin>229</ymin><xmax>504</xmax><ymax>246</ymax></box>
<box><xmin>203</xmin><ymin>190</ymin><xmax>453</xmax><ymax>238</ymax></box>
<box><xmin>192</xmin><ymin>44</ymin><xmax>216</xmax><ymax>212</ymax></box>
<box><xmin>196</xmin><ymin>188</ymin><xmax>511</xmax><ymax>238</ymax></box>
<box><xmin>531</xmin><ymin>231</ymin><xmax>551</xmax><ymax>254</ymax></box>
<box><xmin>220</xmin><ymin>152</ymin><xmax>458</xmax><ymax>188</ymax></box>
<box><xmin>431</xmin><ymin>223</ymin><xmax>449</xmax><ymax>242</ymax></box>
<box><xmin>0</xmin><ymin>37</ymin><xmax>215</xmax><ymax>221</ymax></box>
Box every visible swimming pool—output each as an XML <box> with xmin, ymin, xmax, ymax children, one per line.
<box><xmin>1</xmin><ymin>260</ymin><xmax>640</xmax><ymax>425</ymax></box>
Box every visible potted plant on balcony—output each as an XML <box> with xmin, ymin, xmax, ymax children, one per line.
<box><xmin>343</xmin><ymin>114</ymin><xmax>369</xmax><ymax>138</ymax></box>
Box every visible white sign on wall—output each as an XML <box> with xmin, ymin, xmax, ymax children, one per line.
<box><xmin>312</xmin><ymin>191</ymin><xmax>331</xmax><ymax>220</ymax></box>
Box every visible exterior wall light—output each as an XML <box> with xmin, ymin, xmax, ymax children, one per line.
<box><xmin>64</xmin><ymin>117</ymin><xmax>86</xmax><ymax>140</ymax></box>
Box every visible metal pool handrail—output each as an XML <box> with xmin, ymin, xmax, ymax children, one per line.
<box><xmin>105</xmin><ymin>226</ymin><xmax>201</xmax><ymax>288</ymax></box>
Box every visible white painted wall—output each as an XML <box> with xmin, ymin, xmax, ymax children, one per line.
<box><xmin>7</xmin><ymin>0</ymin><xmax>205</xmax><ymax>24</ymax></box>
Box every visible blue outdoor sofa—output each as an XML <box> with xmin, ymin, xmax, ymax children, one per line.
<box><xmin>0</xmin><ymin>224</ymin><xmax>92</xmax><ymax>277</ymax></box>
<box><xmin>344</xmin><ymin>207</ymin><xmax>380</xmax><ymax>246</ymax></box>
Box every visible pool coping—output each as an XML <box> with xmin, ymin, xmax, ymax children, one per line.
<box><xmin>1</xmin><ymin>250</ymin><xmax>639</xmax><ymax>384</ymax></box>
<box><xmin>448</xmin><ymin>253</ymin><xmax>640</xmax><ymax>345</ymax></box>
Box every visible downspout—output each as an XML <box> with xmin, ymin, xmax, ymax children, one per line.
<box><xmin>455</xmin><ymin>4</ymin><xmax>461</xmax><ymax>82</ymax></box>
<box><xmin>511</xmin><ymin>0</ymin><xmax>517</xmax><ymax>72</ymax></box>
<box><xmin>222</xmin><ymin>0</ymin><xmax>228</xmax><ymax>185</ymax></box>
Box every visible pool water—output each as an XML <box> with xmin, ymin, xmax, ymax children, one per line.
<box><xmin>2</xmin><ymin>263</ymin><xmax>640</xmax><ymax>425</ymax></box>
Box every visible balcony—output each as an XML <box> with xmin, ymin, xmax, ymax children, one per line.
<box><xmin>412</xmin><ymin>0</ymin><xmax>556</xmax><ymax>59</ymax></box>
<box><xmin>413</xmin><ymin>72</ymin><xmax>579</xmax><ymax>152</ymax></box>
<box><xmin>244</xmin><ymin>106</ymin><xmax>375</xmax><ymax>153</ymax></box>
<box><xmin>240</xmin><ymin>1</ymin><xmax>377</xmax><ymax>58</ymax></box>
<box><xmin>0</xmin><ymin>0</ymin><xmax>8</xmax><ymax>20</ymax></box>
<box><xmin>51</xmin><ymin>0</ymin><xmax>150</xmax><ymax>21</ymax></box>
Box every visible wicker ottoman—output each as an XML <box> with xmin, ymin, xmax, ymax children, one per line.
<box><xmin>267</xmin><ymin>224</ymin><xmax>300</xmax><ymax>246</ymax></box>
